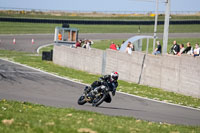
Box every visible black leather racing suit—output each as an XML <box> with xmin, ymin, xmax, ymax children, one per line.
<box><xmin>90</xmin><ymin>75</ymin><xmax>118</xmax><ymax>103</ymax></box>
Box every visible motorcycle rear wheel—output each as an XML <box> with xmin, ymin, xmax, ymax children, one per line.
<box><xmin>92</xmin><ymin>94</ymin><xmax>106</xmax><ymax>107</ymax></box>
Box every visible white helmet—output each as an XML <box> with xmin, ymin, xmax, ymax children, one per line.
<box><xmin>111</xmin><ymin>71</ymin><xmax>119</xmax><ymax>81</ymax></box>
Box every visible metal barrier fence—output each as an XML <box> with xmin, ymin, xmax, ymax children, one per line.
<box><xmin>1</xmin><ymin>17</ymin><xmax>200</xmax><ymax>25</ymax></box>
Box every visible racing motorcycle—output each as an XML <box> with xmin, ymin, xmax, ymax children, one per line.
<box><xmin>77</xmin><ymin>82</ymin><xmax>112</xmax><ymax>107</ymax></box>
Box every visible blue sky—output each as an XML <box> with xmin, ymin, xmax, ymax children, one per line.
<box><xmin>0</xmin><ymin>0</ymin><xmax>199</xmax><ymax>13</ymax></box>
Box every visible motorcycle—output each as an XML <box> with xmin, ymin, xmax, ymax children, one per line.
<box><xmin>77</xmin><ymin>82</ymin><xmax>112</xmax><ymax>107</ymax></box>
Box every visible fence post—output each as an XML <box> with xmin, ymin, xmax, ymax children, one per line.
<box><xmin>138</xmin><ymin>54</ymin><xmax>146</xmax><ymax>84</ymax></box>
<box><xmin>101</xmin><ymin>51</ymin><xmax>107</xmax><ymax>75</ymax></box>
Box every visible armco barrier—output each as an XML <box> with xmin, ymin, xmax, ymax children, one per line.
<box><xmin>53</xmin><ymin>45</ymin><xmax>200</xmax><ymax>98</ymax></box>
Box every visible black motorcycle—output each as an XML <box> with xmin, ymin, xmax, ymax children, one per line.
<box><xmin>77</xmin><ymin>83</ymin><xmax>112</xmax><ymax>107</ymax></box>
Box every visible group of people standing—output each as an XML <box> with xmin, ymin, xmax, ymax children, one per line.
<box><xmin>108</xmin><ymin>40</ymin><xmax>200</xmax><ymax>57</ymax></box>
<box><xmin>169</xmin><ymin>40</ymin><xmax>200</xmax><ymax>57</ymax></box>
<box><xmin>109</xmin><ymin>42</ymin><xmax>121</xmax><ymax>51</ymax></box>
<box><xmin>75</xmin><ymin>39</ymin><xmax>94</xmax><ymax>49</ymax></box>
<box><xmin>152</xmin><ymin>40</ymin><xmax>200</xmax><ymax>57</ymax></box>
<box><xmin>109</xmin><ymin>41</ymin><xmax>135</xmax><ymax>55</ymax></box>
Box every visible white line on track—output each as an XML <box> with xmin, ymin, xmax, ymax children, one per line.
<box><xmin>36</xmin><ymin>43</ymin><xmax>53</xmax><ymax>54</ymax></box>
<box><xmin>1</xmin><ymin>58</ymin><xmax>200</xmax><ymax>111</ymax></box>
<box><xmin>0</xmin><ymin>34</ymin><xmax>54</xmax><ymax>36</ymax></box>
<box><xmin>0</xmin><ymin>70</ymin><xmax>43</xmax><ymax>74</ymax></box>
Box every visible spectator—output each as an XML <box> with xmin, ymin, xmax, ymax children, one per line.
<box><xmin>58</xmin><ymin>32</ymin><xmax>62</xmax><ymax>41</ymax></box>
<box><xmin>82</xmin><ymin>40</ymin><xmax>91</xmax><ymax>49</ymax></box>
<box><xmin>82</xmin><ymin>40</ymin><xmax>87</xmax><ymax>48</ymax></box>
<box><xmin>192</xmin><ymin>43</ymin><xmax>200</xmax><ymax>57</ymax></box>
<box><xmin>131</xmin><ymin>43</ymin><xmax>135</xmax><ymax>51</ymax></box>
<box><xmin>110</xmin><ymin>42</ymin><xmax>117</xmax><ymax>50</ymax></box>
<box><xmin>182</xmin><ymin>42</ymin><xmax>193</xmax><ymax>55</ymax></box>
<box><xmin>120</xmin><ymin>41</ymin><xmax>125</xmax><ymax>50</ymax></box>
<box><xmin>80</xmin><ymin>40</ymin><xmax>83</xmax><ymax>45</ymax></box>
<box><xmin>126</xmin><ymin>42</ymin><xmax>133</xmax><ymax>55</ymax></box>
<box><xmin>75</xmin><ymin>40</ymin><xmax>81</xmax><ymax>48</ymax></box>
<box><xmin>177</xmin><ymin>43</ymin><xmax>185</xmax><ymax>56</ymax></box>
<box><xmin>152</xmin><ymin>41</ymin><xmax>162</xmax><ymax>55</ymax></box>
<box><xmin>116</xmin><ymin>44</ymin><xmax>120</xmax><ymax>51</ymax></box>
<box><xmin>121</xmin><ymin>41</ymin><xmax>125</xmax><ymax>46</ymax></box>
<box><xmin>88</xmin><ymin>40</ymin><xmax>94</xmax><ymax>46</ymax></box>
<box><xmin>170</xmin><ymin>40</ymin><xmax>180</xmax><ymax>55</ymax></box>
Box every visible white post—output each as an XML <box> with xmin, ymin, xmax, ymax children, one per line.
<box><xmin>162</xmin><ymin>0</ymin><xmax>171</xmax><ymax>54</ymax></box>
<box><xmin>146</xmin><ymin>38</ymin><xmax>149</xmax><ymax>55</ymax></box>
<box><xmin>153</xmin><ymin>0</ymin><xmax>159</xmax><ymax>52</ymax></box>
<box><xmin>54</xmin><ymin>27</ymin><xmax>58</xmax><ymax>42</ymax></box>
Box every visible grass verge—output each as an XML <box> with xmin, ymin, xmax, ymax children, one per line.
<box><xmin>0</xmin><ymin>100</ymin><xmax>200</xmax><ymax>133</ymax></box>
<box><xmin>1</xmin><ymin>22</ymin><xmax>200</xmax><ymax>34</ymax></box>
<box><xmin>0</xmin><ymin>48</ymin><xmax>200</xmax><ymax>109</ymax></box>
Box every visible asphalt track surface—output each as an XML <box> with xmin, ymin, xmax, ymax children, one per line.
<box><xmin>0</xmin><ymin>33</ymin><xmax>200</xmax><ymax>126</ymax></box>
<box><xmin>0</xmin><ymin>59</ymin><xmax>200</xmax><ymax>126</ymax></box>
<box><xmin>1</xmin><ymin>33</ymin><xmax>200</xmax><ymax>53</ymax></box>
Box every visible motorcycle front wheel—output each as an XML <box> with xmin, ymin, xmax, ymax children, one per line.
<box><xmin>77</xmin><ymin>96</ymin><xmax>87</xmax><ymax>105</ymax></box>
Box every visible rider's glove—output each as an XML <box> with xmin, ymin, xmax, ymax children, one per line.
<box><xmin>100</xmin><ymin>80</ymin><xmax>106</xmax><ymax>86</ymax></box>
<box><xmin>84</xmin><ymin>86</ymin><xmax>91</xmax><ymax>93</ymax></box>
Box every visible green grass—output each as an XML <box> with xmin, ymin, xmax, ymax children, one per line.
<box><xmin>0</xmin><ymin>100</ymin><xmax>200</xmax><ymax>133</ymax></box>
<box><xmin>1</xmin><ymin>22</ymin><xmax>200</xmax><ymax>34</ymax></box>
<box><xmin>0</xmin><ymin>22</ymin><xmax>62</xmax><ymax>34</ymax></box>
<box><xmin>38</xmin><ymin>44</ymin><xmax>54</xmax><ymax>54</ymax></box>
<box><xmin>0</xmin><ymin>48</ymin><xmax>200</xmax><ymax>109</ymax></box>
<box><xmin>92</xmin><ymin>40</ymin><xmax>125</xmax><ymax>50</ymax></box>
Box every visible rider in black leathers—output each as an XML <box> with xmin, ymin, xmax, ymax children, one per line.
<box><xmin>85</xmin><ymin>72</ymin><xmax>119</xmax><ymax>103</ymax></box>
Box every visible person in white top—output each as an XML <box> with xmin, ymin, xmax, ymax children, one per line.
<box><xmin>126</xmin><ymin>42</ymin><xmax>133</xmax><ymax>55</ymax></box>
<box><xmin>82</xmin><ymin>40</ymin><xmax>93</xmax><ymax>49</ymax></box>
<box><xmin>177</xmin><ymin>43</ymin><xmax>185</xmax><ymax>56</ymax></box>
<box><xmin>193</xmin><ymin>43</ymin><xmax>200</xmax><ymax>57</ymax></box>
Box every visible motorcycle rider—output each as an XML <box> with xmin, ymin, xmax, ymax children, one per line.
<box><xmin>85</xmin><ymin>71</ymin><xmax>119</xmax><ymax>103</ymax></box>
